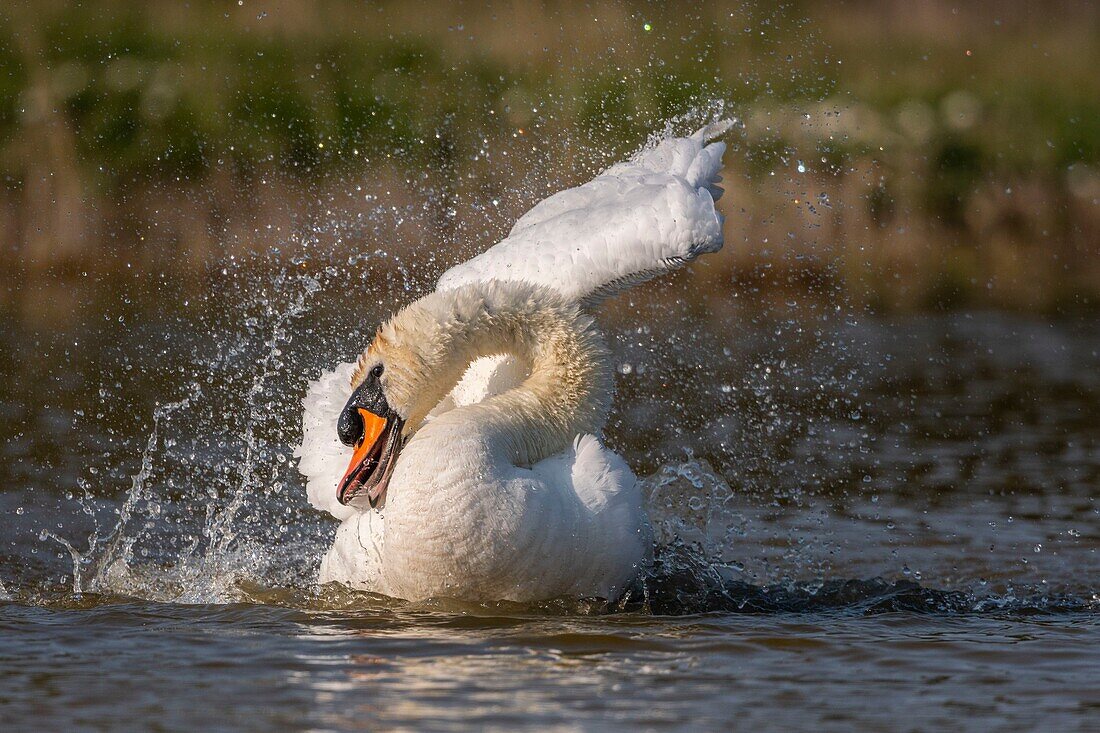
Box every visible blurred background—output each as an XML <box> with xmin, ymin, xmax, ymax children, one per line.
<box><xmin>2</xmin><ymin>0</ymin><xmax>1098</xmax><ymax>322</ymax></box>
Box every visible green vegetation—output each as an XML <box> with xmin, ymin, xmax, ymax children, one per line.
<box><xmin>2</xmin><ymin>1</ymin><xmax>1098</xmax><ymax>313</ymax></box>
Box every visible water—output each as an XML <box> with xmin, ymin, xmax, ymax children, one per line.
<box><xmin>3</xmin><ymin>600</ymin><xmax>1097</xmax><ymax>732</ymax></box>
<box><xmin>2</xmin><ymin>254</ymin><xmax>1097</xmax><ymax>730</ymax></box>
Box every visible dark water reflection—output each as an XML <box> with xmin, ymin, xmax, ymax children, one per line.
<box><xmin>1</xmin><ymin>271</ymin><xmax>1098</xmax><ymax>730</ymax></box>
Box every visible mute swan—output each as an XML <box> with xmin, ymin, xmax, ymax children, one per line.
<box><xmin>296</xmin><ymin>121</ymin><xmax>732</xmax><ymax>602</ymax></box>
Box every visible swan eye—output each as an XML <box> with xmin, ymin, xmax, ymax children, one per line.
<box><xmin>371</xmin><ymin>364</ymin><xmax>384</xmax><ymax>379</ymax></box>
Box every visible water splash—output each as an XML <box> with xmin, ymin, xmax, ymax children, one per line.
<box><xmin>22</xmin><ymin>112</ymin><xmax>1090</xmax><ymax>617</ymax></box>
<box><xmin>644</xmin><ymin>458</ymin><xmax>747</xmax><ymax>567</ymax></box>
<box><xmin>46</xmin><ymin>269</ymin><xmax>326</xmax><ymax>603</ymax></box>
<box><xmin>203</xmin><ymin>273</ymin><xmax>320</xmax><ymax>561</ymax></box>
<box><xmin>38</xmin><ymin>114</ymin><xmax>762</xmax><ymax>607</ymax></box>
<box><xmin>47</xmin><ymin>390</ymin><xmax>198</xmax><ymax>595</ymax></box>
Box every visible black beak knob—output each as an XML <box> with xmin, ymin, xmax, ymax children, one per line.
<box><xmin>337</xmin><ymin>404</ymin><xmax>363</xmax><ymax>446</ymax></box>
<box><xmin>337</xmin><ymin>367</ymin><xmax>390</xmax><ymax>446</ymax></box>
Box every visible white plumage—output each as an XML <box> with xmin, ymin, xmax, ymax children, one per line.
<box><xmin>438</xmin><ymin>119</ymin><xmax>732</xmax><ymax>305</ymax></box>
<box><xmin>295</xmin><ymin>122</ymin><xmax>731</xmax><ymax>602</ymax></box>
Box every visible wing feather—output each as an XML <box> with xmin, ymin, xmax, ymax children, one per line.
<box><xmin>436</xmin><ymin>120</ymin><xmax>734</xmax><ymax>305</ymax></box>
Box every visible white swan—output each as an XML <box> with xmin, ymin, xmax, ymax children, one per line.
<box><xmin>295</xmin><ymin>121</ymin><xmax>732</xmax><ymax>602</ymax></box>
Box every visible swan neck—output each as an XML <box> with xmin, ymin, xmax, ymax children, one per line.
<box><xmin>419</xmin><ymin>285</ymin><xmax>612</xmax><ymax>466</ymax></box>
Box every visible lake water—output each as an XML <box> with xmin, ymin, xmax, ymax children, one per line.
<box><xmin>1</xmin><ymin>269</ymin><xmax>1097</xmax><ymax>731</ymax></box>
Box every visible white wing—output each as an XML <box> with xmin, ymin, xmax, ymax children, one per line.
<box><xmin>437</xmin><ymin>120</ymin><xmax>733</xmax><ymax>305</ymax></box>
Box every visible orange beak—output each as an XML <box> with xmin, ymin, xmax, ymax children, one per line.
<box><xmin>339</xmin><ymin>408</ymin><xmax>388</xmax><ymax>490</ymax></box>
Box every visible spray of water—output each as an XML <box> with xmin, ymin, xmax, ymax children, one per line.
<box><xmin>45</xmin><ymin>269</ymin><xmax>329</xmax><ymax>603</ymax></box>
<box><xmin>46</xmin><ymin>391</ymin><xmax>197</xmax><ymax>595</ymax></box>
<box><xmin>33</xmin><ymin>107</ymin><xmax>1078</xmax><ymax>615</ymax></box>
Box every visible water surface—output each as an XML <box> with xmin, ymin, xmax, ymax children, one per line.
<box><xmin>2</xmin><ymin>271</ymin><xmax>1098</xmax><ymax>730</ymax></box>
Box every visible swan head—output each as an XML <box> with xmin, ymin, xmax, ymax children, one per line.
<box><xmin>335</xmin><ymin>301</ymin><xmax>451</xmax><ymax>507</ymax></box>
<box><xmin>335</xmin><ymin>357</ymin><xmax>405</xmax><ymax>508</ymax></box>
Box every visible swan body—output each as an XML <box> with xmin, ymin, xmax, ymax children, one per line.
<box><xmin>296</xmin><ymin>122</ymin><xmax>731</xmax><ymax>602</ymax></box>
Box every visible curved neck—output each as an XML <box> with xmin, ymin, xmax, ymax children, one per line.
<box><xmin>393</xmin><ymin>283</ymin><xmax>612</xmax><ymax>466</ymax></box>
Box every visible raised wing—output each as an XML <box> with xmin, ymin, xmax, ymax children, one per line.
<box><xmin>436</xmin><ymin>120</ymin><xmax>734</xmax><ymax>305</ymax></box>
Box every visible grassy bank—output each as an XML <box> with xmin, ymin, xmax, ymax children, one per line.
<box><xmin>2</xmin><ymin>0</ymin><xmax>1098</xmax><ymax>314</ymax></box>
